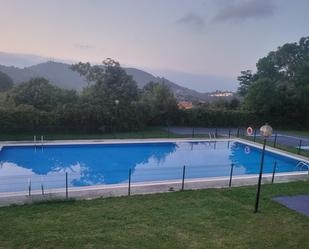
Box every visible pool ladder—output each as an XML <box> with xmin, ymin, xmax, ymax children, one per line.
<box><xmin>34</xmin><ymin>135</ymin><xmax>44</xmax><ymax>146</ymax></box>
<box><xmin>208</xmin><ymin>132</ymin><xmax>217</xmax><ymax>140</ymax></box>
<box><xmin>296</xmin><ymin>161</ymin><xmax>309</xmax><ymax>173</ymax></box>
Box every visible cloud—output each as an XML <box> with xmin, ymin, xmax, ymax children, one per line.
<box><xmin>176</xmin><ymin>13</ymin><xmax>206</xmax><ymax>32</ymax></box>
<box><xmin>213</xmin><ymin>0</ymin><xmax>276</xmax><ymax>23</ymax></box>
<box><xmin>74</xmin><ymin>43</ymin><xmax>94</xmax><ymax>50</ymax></box>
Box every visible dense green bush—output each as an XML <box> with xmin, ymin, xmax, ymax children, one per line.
<box><xmin>177</xmin><ymin>109</ymin><xmax>258</xmax><ymax>128</ymax></box>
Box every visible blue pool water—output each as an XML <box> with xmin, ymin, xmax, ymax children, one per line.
<box><xmin>0</xmin><ymin>141</ymin><xmax>304</xmax><ymax>192</ymax></box>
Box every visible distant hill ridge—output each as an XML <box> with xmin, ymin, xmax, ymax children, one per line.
<box><xmin>0</xmin><ymin>61</ymin><xmax>232</xmax><ymax>101</ymax></box>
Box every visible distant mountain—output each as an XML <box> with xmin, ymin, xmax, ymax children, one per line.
<box><xmin>0</xmin><ymin>61</ymin><xmax>217</xmax><ymax>101</ymax></box>
<box><xmin>0</xmin><ymin>52</ymin><xmax>47</xmax><ymax>68</ymax></box>
<box><xmin>0</xmin><ymin>62</ymin><xmax>84</xmax><ymax>91</ymax></box>
<box><xmin>0</xmin><ymin>52</ymin><xmax>236</xmax><ymax>101</ymax></box>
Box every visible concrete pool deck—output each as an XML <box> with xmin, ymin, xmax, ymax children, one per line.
<box><xmin>273</xmin><ymin>194</ymin><xmax>309</xmax><ymax>217</ymax></box>
<box><xmin>0</xmin><ymin>138</ymin><xmax>308</xmax><ymax>207</ymax></box>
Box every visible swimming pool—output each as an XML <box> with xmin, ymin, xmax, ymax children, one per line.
<box><xmin>0</xmin><ymin>140</ymin><xmax>305</xmax><ymax>192</ymax></box>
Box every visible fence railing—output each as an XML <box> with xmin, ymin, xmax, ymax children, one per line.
<box><xmin>1</xmin><ymin>162</ymin><xmax>308</xmax><ymax>199</ymax></box>
<box><xmin>241</xmin><ymin>132</ymin><xmax>309</xmax><ymax>157</ymax></box>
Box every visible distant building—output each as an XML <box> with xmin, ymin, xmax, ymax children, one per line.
<box><xmin>209</xmin><ymin>91</ymin><xmax>233</xmax><ymax>97</ymax></box>
<box><xmin>178</xmin><ymin>101</ymin><xmax>193</xmax><ymax>110</ymax></box>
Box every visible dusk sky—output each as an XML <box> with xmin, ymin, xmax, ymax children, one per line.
<box><xmin>1</xmin><ymin>0</ymin><xmax>308</xmax><ymax>91</ymax></box>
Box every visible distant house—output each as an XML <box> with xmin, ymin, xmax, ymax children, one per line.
<box><xmin>209</xmin><ymin>91</ymin><xmax>233</xmax><ymax>97</ymax></box>
<box><xmin>178</xmin><ymin>101</ymin><xmax>193</xmax><ymax>110</ymax></box>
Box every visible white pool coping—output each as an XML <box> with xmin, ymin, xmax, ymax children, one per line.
<box><xmin>1</xmin><ymin>137</ymin><xmax>308</xmax><ymax>162</ymax></box>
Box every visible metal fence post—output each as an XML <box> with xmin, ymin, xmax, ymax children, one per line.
<box><xmin>181</xmin><ymin>165</ymin><xmax>186</xmax><ymax>191</ymax></box>
<box><xmin>253</xmin><ymin>129</ymin><xmax>257</xmax><ymax>142</ymax></box>
<box><xmin>28</xmin><ymin>178</ymin><xmax>31</xmax><ymax>196</ymax></box>
<box><xmin>128</xmin><ymin>168</ymin><xmax>132</xmax><ymax>196</ymax></box>
<box><xmin>215</xmin><ymin>128</ymin><xmax>218</xmax><ymax>138</ymax></box>
<box><xmin>65</xmin><ymin>172</ymin><xmax>68</xmax><ymax>200</ymax></box>
<box><xmin>273</xmin><ymin>133</ymin><xmax>277</xmax><ymax>148</ymax></box>
<box><xmin>41</xmin><ymin>177</ymin><xmax>44</xmax><ymax>195</ymax></box>
<box><xmin>298</xmin><ymin>140</ymin><xmax>302</xmax><ymax>155</ymax></box>
<box><xmin>167</xmin><ymin>125</ymin><xmax>170</xmax><ymax>138</ymax></box>
<box><xmin>229</xmin><ymin>163</ymin><xmax>234</xmax><ymax>187</ymax></box>
<box><xmin>228</xmin><ymin>128</ymin><xmax>231</xmax><ymax>138</ymax></box>
<box><xmin>192</xmin><ymin>127</ymin><xmax>195</xmax><ymax>138</ymax></box>
<box><xmin>237</xmin><ymin>127</ymin><xmax>239</xmax><ymax>137</ymax></box>
<box><xmin>271</xmin><ymin>161</ymin><xmax>277</xmax><ymax>184</ymax></box>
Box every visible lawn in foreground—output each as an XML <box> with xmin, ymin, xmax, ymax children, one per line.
<box><xmin>0</xmin><ymin>181</ymin><xmax>309</xmax><ymax>249</ymax></box>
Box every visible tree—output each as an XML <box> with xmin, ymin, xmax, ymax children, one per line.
<box><xmin>71</xmin><ymin>58</ymin><xmax>139</xmax><ymax>131</ymax></box>
<box><xmin>239</xmin><ymin>36</ymin><xmax>309</xmax><ymax>127</ymax></box>
<box><xmin>8</xmin><ymin>78</ymin><xmax>78</xmax><ymax>111</ymax></box>
<box><xmin>237</xmin><ymin>70</ymin><xmax>254</xmax><ymax>96</ymax></box>
<box><xmin>140</xmin><ymin>82</ymin><xmax>178</xmax><ymax>125</ymax></box>
<box><xmin>0</xmin><ymin>71</ymin><xmax>13</xmax><ymax>92</ymax></box>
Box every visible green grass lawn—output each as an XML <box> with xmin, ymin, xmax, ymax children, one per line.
<box><xmin>280</xmin><ymin>130</ymin><xmax>309</xmax><ymax>138</ymax></box>
<box><xmin>0</xmin><ymin>181</ymin><xmax>308</xmax><ymax>249</ymax></box>
<box><xmin>0</xmin><ymin>128</ymin><xmax>210</xmax><ymax>142</ymax></box>
<box><xmin>0</xmin><ymin>128</ymin><xmax>188</xmax><ymax>141</ymax></box>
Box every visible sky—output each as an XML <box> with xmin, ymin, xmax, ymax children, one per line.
<box><xmin>0</xmin><ymin>0</ymin><xmax>308</xmax><ymax>92</ymax></box>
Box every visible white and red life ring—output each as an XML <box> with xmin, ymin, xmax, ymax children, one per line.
<box><xmin>246</xmin><ymin>126</ymin><xmax>253</xmax><ymax>136</ymax></box>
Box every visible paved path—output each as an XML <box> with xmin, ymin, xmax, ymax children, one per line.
<box><xmin>273</xmin><ymin>194</ymin><xmax>309</xmax><ymax>217</ymax></box>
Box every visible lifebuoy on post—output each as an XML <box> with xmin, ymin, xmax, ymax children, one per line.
<box><xmin>246</xmin><ymin>127</ymin><xmax>253</xmax><ymax>136</ymax></box>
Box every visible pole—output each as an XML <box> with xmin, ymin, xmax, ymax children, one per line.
<box><xmin>181</xmin><ymin>165</ymin><xmax>186</xmax><ymax>191</ymax></box>
<box><xmin>128</xmin><ymin>169</ymin><xmax>132</xmax><ymax>196</ymax></box>
<box><xmin>298</xmin><ymin>140</ymin><xmax>302</xmax><ymax>155</ymax></box>
<box><xmin>192</xmin><ymin>127</ymin><xmax>195</xmax><ymax>138</ymax></box>
<box><xmin>237</xmin><ymin>127</ymin><xmax>239</xmax><ymax>137</ymax></box>
<box><xmin>254</xmin><ymin>129</ymin><xmax>257</xmax><ymax>142</ymax></box>
<box><xmin>229</xmin><ymin>163</ymin><xmax>234</xmax><ymax>187</ymax></box>
<box><xmin>65</xmin><ymin>172</ymin><xmax>68</xmax><ymax>200</ymax></box>
<box><xmin>28</xmin><ymin>178</ymin><xmax>31</xmax><ymax>196</ymax></box>
<box><xmin>271</xmin><ymin>161</ymin><xmax>277</xmax><ymax>184</ymax></box>
<box><xmin>228</xmin><ymin>128</ymin><xmax>231</xmax><ymax>138</ymax></box>
<box><xmin>215</xmin><ymin>128</ymin><xmax>218</xmax><ymax>138</ymax></box>
<box><xmin>41</xmin><ymin>176</ymin><xmax>44</xmax><ymax>195</ymax></box>
<box><xmin>254</xmin><ymin>138</ymin><xmax>267</xmax><ymax>213</ymax></box>
<box><xmin>273</xmin><ymin>133</ymin><xmax>277</xmax><ymax>148</ymax></box>
<box><xmin>167</xmin><ymin>125</ymin><xmax>170</xmax><ymax>138</ymax></box>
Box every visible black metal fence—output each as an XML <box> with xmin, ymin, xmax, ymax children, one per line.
<box><xmin>1</xmin><ymin>162</ymin><xmax>308</xmax><ymax>201</ymax></box>
<box><xmin>242</xmin><ymin>131</ymin><xmax>309</xmax><ymax>157</ymax></box>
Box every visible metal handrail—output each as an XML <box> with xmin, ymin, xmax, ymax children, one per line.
<box><xmin>296</xmin><ymin>161</ymin><xmax>309</xmax><ymax>170</ymax></box>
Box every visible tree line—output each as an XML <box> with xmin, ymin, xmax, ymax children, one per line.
<box><xmin>238</xmin><ymin>36</ymin><xmax>309</xmax><ymax>128</ymax></box>
<box><xmin>0</xmin><ymin>58</ymin><xmax>254</xmax><ymax>133</ymax></box>
<box><xmin>1</xmin><ymin>37</ymin><xmax>307</xmax><ymax>133</ymax></box>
